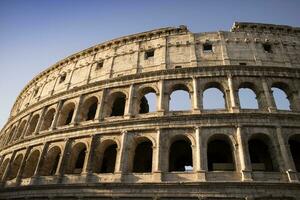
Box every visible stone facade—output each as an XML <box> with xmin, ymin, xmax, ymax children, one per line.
<box><xmin>0</xmin><ymin>22</ymin><xmax>300</xmax><ymax>199</ymax></box>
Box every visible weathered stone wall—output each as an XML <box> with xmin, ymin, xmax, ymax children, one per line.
<box><xmin>0</xmin><ymin>22</ymin><xmax>299</xmax><ymax>200</ymax></box>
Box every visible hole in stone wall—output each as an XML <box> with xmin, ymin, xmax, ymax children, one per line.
<box><xmin>144</xmin><ymin>49</ymin><xmax>154</xmax><ymax>60</ymax></box>
<box><xmin>40</xmin><ymin>146</ymin><xmax>61</xmax><ymax>176</ymax></box>
<box><xmin>169</xmin><ymin>85</ymin><xmax>191</xmax><ymax>111</ymax></box>
<box><xmin>41</xmin><ymin>109</ymin><xmax>55</xmax><ymax>131</ymax></box>
<box><xmin>67</xmin><ymin>143</ymin><xmax>87</xmax><ymax>174</ymax></box>
<box><xmin>238</xmin><ymin>88</ymin><xmax>259</xmax><ymax>109</ymax></box>
<box><xmin>14</xmin><ymin>120</ymin><xmax>26</xmax><ymax>140</ymax></box>
<box><xmin>169</xmin><ymin>139</ymin><xmax>193</xmax><ymax>172</ymax></box>
<box><xmin>58</xmin><ymin>103</ymin><xmax>75</xmax><ymax>126</ymax></box>
<box><xmin>110</xmin><ymin>94</ymin><xmax>126</xmax><ymax>116</ymax></box>
<box><xmin>100</xmin><ymin>144</ymin><xmax>117</xmax><ymax>173</ymax></box>
<box><xmin>25</xmin><ymin>114</ymin><xmax>40</xmax><ymax>136</ymax></box>
<box><xmin>138</xmin><ymin>88</ymin><xmax>156</xmax><ymax>114</ymax></box>
<box><xmin>271</xmin><ymin>87</ymin><xmax>291</xmax><ymax>110</ymax></box>
<box><xmin>203</xmin><ymin>87</ymin><xmax>225</xmax><ymax>109</ymax></box>
<box><xmin>248</xmin><ymin>138</ymin><xmax>277</xmax><ymax>171</ymax></box>
<box><xmin>8</xmin><ymin>155</ymin><xmax>23</xmax><ymax>180</ymax></box>
<box><xmin>263</xmin><ymin>43</ymin><xmax>272</xmax><ymax>53</ymax></box>
<box><xmin>0</xmin><ymin>159</ymin><xmax>9</xmax><ymax>180</ymax></box>
<box><xmin>95</xmin><ymin>61</ymin><xmax>103</xmax><ymax>70</ymax></box>
<box><xmin>207</xmin><ymin>138</ymin><xmax>235</xmax><ymax>171</ymax></box>
<box><xmin>59</xmin><ymin>74</ymin><xmax>66</xmax><ymax>83</ymax></box>
<box><xmin>289</xmin><ymin>135</ymin><xmax>300</xmax><ymax>172</ymax></box>
<box><xmin>203</xmin><ymin>43</ymin><xmax>212</xmax><ymax>52</ymax></box>
<box><xmin>133</xmin><ymin>140</ymin><xmax>153</xmax><ymax>173</ymax></box>
<box><xmin>23</xmin><ymin>150</ymin><xmax>40</xmax><ymax>178</ymax></box>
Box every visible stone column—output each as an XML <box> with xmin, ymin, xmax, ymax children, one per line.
<box><xmin>65</xmin><ymin>62</ymin><xmax>78</xmax><ymax>90</ymax></box>
<box><xmin>153</xmin><ymin>129</ymin><xmax>162</xmax><ymax>182</ymax></box>
<box><xmin>195</xmin><ymin>127</ymin><xmax>206</xmax><ymax>181</ymax></box>
<box><xmin>85</xmin><ymin>54</ymin><xmax>97</xmax><ymax>84</ymax></box>
<box><xmin>134</xmin><ymin>41</ymin><xmax>141</xmax><ymax>73</ymax></box>
<box><xmin>50</xmin><ymin>100</ymin><xmax>63</xmax><ymax>130</ymax></box>
<box><xmin>0</xmin><ymin>151</ymin><xmax>16</xmax><ymax>183</ymax></box>
<box><xmin>56</xmin><ymin>139</ymin><xmax>72</xmax><ymax>176</ymax></box>
<box><xmin>95</xmin><ymin>89</ymin><xmax>106</xmax><ymax>121</ymax></box>
<box><xmin>71</xmin><ymin>95</ymin><xmax>84</xmax><ymax>125</ymax></box>
<box><xmin>33</xmin><ymin>142</ymin><xmax>49</xmax><ymax>177</ymax></box>
<box><xmin>261</xmin><ymin>79</ymin><xmax>276</xmax><ymax>112</ymax></box>
<box><xmin>157</xmin><ymin>79</ymin><xmax>165</xmax><ymax>115</ymax></box>
<box><xmin>236</xmin><ymin>126</ymin><xmax>252</xmax><ymax>181</ymax></box>
<box><xmin>276</xmin><ymin>126</ymin><xmax>298</xmax><ymax>182</ymax></box>
<box><xmin>15</xmin><ymin>147</ymin><xmax>32</xmax><ymax>184</ymax></box>
<box><xmin>279</xmin><ymin>39</ymin><xmax>292</xmax><ymax>68</ymax></box>
<box><xmin>192</xmin><ymin>77</ymin><xmax>201</xmax><ymax>113</ymax></box>
<box><xmin>115</xmin><ymin>131</ymin><xmax>128</xmax><ymax>182</ymax></box>
<box><xmin>124</xmin><ymin>84</ymin><xmax>135</xmax><ymax>119</ymax></box>
<box><xmin>160</xmin><ymin>36</ymin><xmax>168</xmax><ymax>70</ymax></box>
<box><xmin>228</xmin><ymin>75</ymin><xmax>239</xmax><ymax>113</ymax></box>
<box><xmin>189</xmin><ymin>33</ymin><xmax>197</xmax><ymax>67</ymax></box>
<box><xmin>34</xmin><ymin>106</ymin><xmax>47</xmax><ymax>135</ymax></box>
<box><xmin>82</xmin><ymin>135</ymin><xmax>96</xmax><ymax>175</ymax></box>
<box><xmin>109</xmin><ymin>48</ymin><xmax>117</xmax><ymax>78</ymax></box>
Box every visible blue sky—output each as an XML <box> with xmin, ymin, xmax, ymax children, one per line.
<box><xmin>0</xmin><ymin>0</ymin><xmax>299</xmax><ymax>128</ymax></box>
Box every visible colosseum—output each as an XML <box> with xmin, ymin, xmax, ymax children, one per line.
<box><xmin>0</xmin><ymin>22</ymin><xmax>299</xmax><ymax>199</ymax></box>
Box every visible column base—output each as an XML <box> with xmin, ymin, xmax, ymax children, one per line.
<box><xmin>114</xmin><ymin>172</ymin><xmax>123</xmax><ymax>182</ymax></box>
<box><xmin>241</xmin><ymin>170</ymin><xmax>253</xmax><ymax>182</ymax></box>
<box><xmin>268</xmin><ymin>107</ymin><xmax>277</xmax><ymax>113</ymax></box>
<box><xmin>196</xmin><ymin>170</ymin><xmax>206</xmax><ymax>181</ymax></box>
<box><xmin>153</xmin><ymin>171</ymin><xmax>162</xmax><ymax>182</ymax></box>
<box><xmin>287</xmin><ymin>170</ymin><xmax>299</xmax><ymax>182</ymax></box>
<box><xmin>157</xmin><ymin>110</ymin><xmax>165</xmax><ymax>116</ymax></box>
<box><xmin>231</xmin><ymin>106</ymin><xmax>240</xmax><ymax>113</ymax></box>
<box><xmin>192</xmin><ymin>108</ymin><xmax>201</xmax><ymax>114</ymax></box>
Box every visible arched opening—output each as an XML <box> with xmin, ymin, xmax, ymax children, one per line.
<box><xmin>238</xmin><ymin>83</ymin><xmax>259</xmax><ymax>109</ymax></box>
<box><xmin>57</xmin><ymin>103</ymin><xmax>75</xmax><ymax>126</ymax></box>
<box><xmin>40</xmin><ymin>108</ymin><xmax>55</xmax><ymax>131</ymax></box>
<box><xmin>169</xmin><ymin>137</ymin><xmax>193</xmax><ymax>172</ymax></box>
<box><xmin>80</xmin><ymin>97</ymin><xmax>98</xmax><ymax>121</ymax></box>
<box><xmin>207</xmin><ymin>136</ymin><xmax>235</xmax><ymax>171</ymax></box>
<box><xmin>169</xmin><ymin>84</ymin><xmax>191</xmax><ymax>111</ymax></box>
<box><xmin>6</xmin><ymin>126</ymin><xmax>16</xmax><ymax>144</ymax></box>
<box><xmin>133</xmin><ymin>140</ymin><xmax>153</xmax><ymax>173</ymax></box>
<box><xmin>138</xmin><ymin>87</ymin><xmax>157</xmax><ymax>114</ymax></box>
<box><xmin>203</xmin><ymin>83</ymin><xmax>226</xmax><ymax>109</ymax></box>
<box><xmin>40</xmin><ymin>146</ymin><xmax>61</xmax><ymax>176</ymax></box>
<box><xmin>248</xmin><ymin>135</ymin><xmax>278</xmax><ymax>171</ymax></box>
<box><xmin>109</xmin><ymin>92</ymin><xmax>126</xmax><ymax>117</ymax></box>
<box><xmin>0</xmin><ymin>158</ymin><xmax>9</xmax><ymax>180</ymax></box>
<box><xmin>23</xmin><ymin>150</ymin><xmax>40</xmax><ymax>178</ymax></box>
<box><xmin>94</xmin><ymin>142</ymin><xmax>117</xmax><ymax>173</ymax></box>
<box><xmin>289</xmin><ymin>135</ymin><xmax>300</xmax><ymax>172</ymax></box>
<box><xmin>8</xmin><ymin>155</ymin><xmax>23</xmax><ymax>180</ymax></box>
<box><xmin>15</xmin><ymin>120</ymin><xmax>26</xmax><ymax>140</ymax></box>
<box><xmin>25</xmin><ymin>114</ymin><xmax>40</xmax><ymax>136</ymax></box>
<box><xmin>66</xmin><ymin>143</ymin><xmax>86</xmax><ymax>174</ymax></box>
<box><xmin>271</xmin><ymin>86</ymin><xmax>291</xmax><ymax>110</ymax></box>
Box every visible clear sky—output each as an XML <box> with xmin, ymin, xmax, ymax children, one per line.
<box><xmin>0</xmin><ymin>0</ymin><xmax>299</xmax><ymax>129</ymax></box>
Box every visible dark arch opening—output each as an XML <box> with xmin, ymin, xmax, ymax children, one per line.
<box><xmin>15</xmin><ymin>120</ymin><xmax>26</xmax><ymax>140</ymax></box>
<box><xmin>110</xmin><ymin>93</ymin><xmax>126</xmax><ymax>116</ymax></box>
<box><xmin>0</xmin><ymin>159</ymin><xmax>9</xmax><ymax>180</ymax></box>
<box><xmin>80</xmin><ymin>97</ymin><xmax>98</xmax><ymax>121</ymax></box>
<box><xmin>169</xmin><ymin>139</ymin><xmax>193</xmax><ymax>172</ymax></box>
<box><xmin>23</xmin><ymin>150</ymin><xmax>40</xmax><ymax>178</ymax></box>
<box><xmin>133</xmin><ymin>141</ymin><xmax>153</xmax><ymax>172</ymax></box>
<box><xmin>207</xmin><ymin>138</ymin><xmax>235</xmax><ymax>171</ymax></box>
<box><xmin>58</xmin><ymin>103</ymin><xmax>75</xmax><ymax>126</ymax></box>
<box><xmin>67</xmin><ymin>143</ymin><xmax>87</xmax><ymax>174</ymax></box>
<box><xmin>289</xmin><ymin>136</ymin><xmax>300</xmax><ymax>172</ymax></box>
<box><xmin>87</xmin><ymin>102</ymin><xmax>97</xmax><ymax>120</ymax></box>
<box><xmin>40</xmin><ymin>146</ymin><xmax>61</xmax><ymax>176</ymax></box>
<box><xmin>138</xmin><ymin>87</ymin><xmax>156</xmax><ymax>114</ymax></box>
<box><xmin>41</xmin><ymin>109</ymin><xmax>55</xmax><ymax>131</ymax></box>
<box><xmin>8</xmin><ymin>155</ymin><xmax>23</xmax><ymax>180</ymax></box>
<box><xmin>100</xmin><ymin>144</ymin><xmax>117</xmax><ymax>173</ymax></box>
<box><xmin>248</xmin><ymin>138</ymin><xmax>277</xmax><ymax>171</ymax></box>
<box><xmin>25</xmin><ymin>114</ymin><xmax>40</xmax><ymax>136</ymax></box>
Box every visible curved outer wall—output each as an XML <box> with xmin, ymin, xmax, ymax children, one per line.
<box><xmin>0</xmin><ymin>22</ymin><xmax>300</xmax><ymax>199</ymax></box>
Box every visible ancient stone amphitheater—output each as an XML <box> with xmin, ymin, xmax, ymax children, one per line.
<box><xmin>0</xmin><ymin>22</ymin><xmax>299</xmax><ymax>200</ymax></box>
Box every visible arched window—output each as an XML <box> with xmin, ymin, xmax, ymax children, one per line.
<box><xmin>248</xmin><ymin>135</ymin><xmax>278</xmax><ymax>172</ymax></box>
<box><xmin>40</xmin><ymin>146</ymin><xmax>61</xmax><ymax>176</ymax></box>
<box><xmin>133</xmin><ymin>140</ymin><xmax>153</xmax><ymax>173</ymax></box>
<box><xmin>8</xmin><ymin>155</ymin><xmax>23</xmax><ymax>180</ymax></box>
<box><xmin>0</xmin><ymin>158</ymin><xmax>9</xmax><ymax>180</ymax></box>
<box><xmin>15</xmin><ymin>120</ymin><xmax>26</xmax><ymax>140</ymax></box>
<box><xmin>40</xmin><ymin>108</ymin><xmax>55</xmax><ymax>131</ymax></box>
<box><xmin>66</xmin><ymin>143</ymin><xmax>86</xmax><ymax>174</ymax></box>
<box><xmin>271</xmin><ymin>86</ymin><xmax>291</xmax><ymax>110</ymax></box>
<box><xmin>6</xmin><ymin>126</ymin><xmax>16</xmax><ymax>144</ymax></box>
<box><xmin>57</xmin><ymin>103</ymin><xmax>75</xmax><ymax>126</ymax></box>
<box><xmin>203</xmin><ymin>84</ymin><xmax>226</xmax><ymax>109</ymax></box>
<box><xmin>289</xmin><ymin>135</ymin><xmax>300</xmax><ymax>172</ymax></box>
<box><xmin>80</xmin><ymin>97</ymin><xmax>98</xmax><ymax>121</ymax></box>
<box><xmin>238</xmin><ymin>83</ymin><xmax>259</xmax><ymax>109</ymax></box>
<box><xmin>138</xmin><ymin>87</ymin><xmax>157</xmax><ymax>114</ymax></box>
<box><xmin>23</xmin><ymin>150</ymin><xmax>40</xmax><ymax>178</ymax></box>
<box><xmin>169</xmin><ymin>137</ymin><xmax>193</xmax><ymax>172</ymax></box>
<box><xmin>207</xmin><ymin>136</ymin><xmax>235</xmax><ymax>171</ymax></box>
<box><xmin>25</xmin><ymin>114</ymin><xmax>40</xmax><ymax>136</ymax></box>
<box><xmin>109</xmin><ymin>92</ymin><xmax>126</xmax><ymax>117</ymax></box>
<box><xmin>169</xmin><ymin>84</ymin><xmax>191</xmax><ymax>111</ymax></box>
<box><xmin>94</xmin><ymin>141</ymin><xmax>117</xmax><ymax>173</ymax></box>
